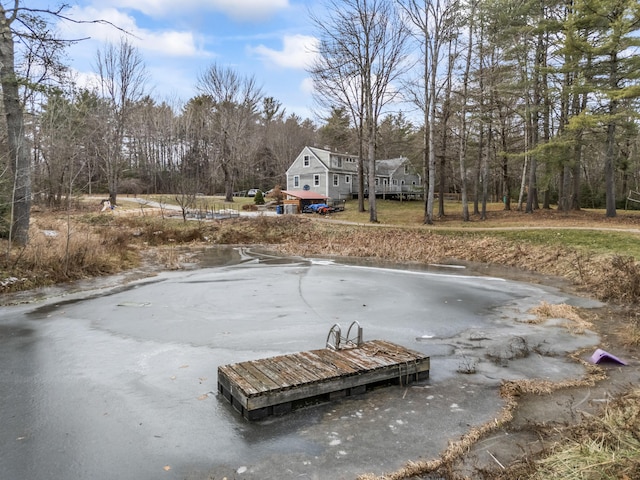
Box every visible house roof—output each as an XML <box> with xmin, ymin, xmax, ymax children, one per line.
<box><xmin>304</xmin><ymin>147</ymin><xmax>410</xmax><ymax>176</ymax></box>
<box><xmin>376</xmin><ymin>157</ymin><xmax>407</xmax><ymax>176</ymax></box>
<box><xmin>306</xmin><ymin>146</ymin><xmax>359</xmax><ymax>174</ymax></box>
<box><xmin>282</xmin><ymin>189</ymin><xmax>328</xmax><ymax>200</ymax></box>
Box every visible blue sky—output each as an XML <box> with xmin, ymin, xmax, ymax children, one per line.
<box><xmin>29</xmin><ymin>0</ymin><xmax>322</xmax><ymax>119</ymax></box>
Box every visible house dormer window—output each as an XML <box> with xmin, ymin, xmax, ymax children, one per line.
<box><xmin>336</xmin><ymin>158</ymin><xmax>342</xmax><ymax>168</ymax></box>
<box><xmin>303</xmin><ymin>155</ymin><xmax>310</xmax><ymax>167</ymax></box>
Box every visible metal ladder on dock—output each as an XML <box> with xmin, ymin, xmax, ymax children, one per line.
<box><xmin>326</xmin><ymin>321</ymin><xmax>363</xmax><ymax>350</ymax></box>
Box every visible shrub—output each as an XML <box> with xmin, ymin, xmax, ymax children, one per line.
<box><xmin>266</xmin><ymin>185</ymin><xmax>284</xmax><ymax>204</ymax></box>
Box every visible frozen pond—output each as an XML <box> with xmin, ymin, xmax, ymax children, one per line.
<box><xmin>0</xmin><ymin>247</ymin><xmax>601</xmax><ymax>479</ymax></box>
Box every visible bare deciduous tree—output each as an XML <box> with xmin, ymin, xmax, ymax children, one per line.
<box><xmin>94</xmin><ymin>37</ymin><xmax>149</xmax><ymax>205</ymax></box>
<box><xmin>457</xmin><ymin>0</ymin><xmax>476</xmax><ymax>222</ymax></box>
<box><xmin>400</xmin><ymin>0</ymin><xmax>459</xmax><ymax>225</ymax></box>
<box><xmin>0</xmin><ymin>1</ymin><xmax>128</xmax><ymax>245</ymax></box>
<box><xmin>310</xmin><ymin>0</ymin><xmax>409</xmax><ymax>222</ymax></box>
<box><xmin>197</xmin><ymin>63</ymin><xmax>264</xmax><ymax>202</ymax></box>
<box><xmin>1</xmin><ymin>2</ymin><xmax>32</xmax><ymax>245</ymax></box>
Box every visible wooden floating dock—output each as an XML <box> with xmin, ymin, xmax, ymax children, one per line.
<box><xmin>217</xmin><ymin>339</ymin><xmax>430</xmax><ymax>420</ymax></box>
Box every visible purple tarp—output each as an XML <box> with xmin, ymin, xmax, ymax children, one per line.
<box><xmin>590</xmin><ymin>348</ymin><xmax>627</xmax><ymax>365</ymax></box>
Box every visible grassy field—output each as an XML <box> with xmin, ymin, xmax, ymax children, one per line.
<box><xmin>328</xmin><ymin>198</ymin><xmax>640</xmax><ymax>259</ymax></box>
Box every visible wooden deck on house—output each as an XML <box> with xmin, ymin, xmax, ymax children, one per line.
<box><xmin>217</xmin><ymin>339</ymin><xmax>430</xmax><ymax>420</ymax></box>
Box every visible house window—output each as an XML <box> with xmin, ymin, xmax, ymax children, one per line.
<box><xmin>393</xmin><ymin>179</ymin><xmax>398</xmax><ymax>185</ymax></box>
<box><xmin>404</xmin><ymin>165</ymin><xmax>409</xmax><ymax>174</ymax></box>
<box><xmin>345</xmin><ymin>175</ymin><xmax>351</xmax><ymax>184</ymax></box>
<box><xmin>294</xmin><ymin>175</ymin><xmax>300</xmax><ymax>187</ymax></box>
<box><xmin>314</xmin><ymin>174</ymin><xmax>320</xmax><ymax>186</ymax></box>
<box><xmin>336</xmin><ymin>158</ymin><xmax>342</xmax><ymax>168</ymax></box>
<box><xmin>333</xmin><ymin>174</ymin><xmax>339</xmax><ymax>186</ymax></box>
<box><xmin>375</xmin><ymin>178</ymin><xmax>379</xmax><ymax>186</ymax></box>
<box><xmin>303</xmin><ymin>155</ymin><xmax>310</xmax><ymax>167</ymax></box>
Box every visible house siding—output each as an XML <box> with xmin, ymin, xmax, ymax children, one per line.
<box><xmin>286</xmin><ymin>147</ymin><xmax>358</xmax><ymax>199</ymax></box>
<box><xmin>287</xmin><ymin>147</ymin><xmax>422</xmax><ymax>200</ymax></box>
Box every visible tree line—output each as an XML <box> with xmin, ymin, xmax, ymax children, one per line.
<box><xmin>311</xmin><ymin>0</ymin><xmax>640</xmax><ymax>223</ymax></box>
<box><xmin>1</xmin><ymin>0</ymin><xmax>639</xmax><ymax>244</ymax></box>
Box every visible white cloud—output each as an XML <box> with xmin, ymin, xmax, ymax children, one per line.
<box><xmin>148</xmin><ymin>31</ymin><xmax>201</xmax><ymax>56</ymax></box>
<box><xmin>300</xmin><ymin>76</ymin><xmax>315</xmax><ymax>95</ymax></box>
<box><xmin>99</xmin><ymin>0</ymin><xmax>290</xmax><ymax>22</ymax></box>
<box><xmin>58</xmin><ymin>6</ymin><xmax>205</xmax><ymax>58</ymax></box>
<box><xmin>67</xmin><ymin>69</ymin><xmax>102</xmax><ymax>92</ymax></box>
<box><xmin>249</xmin><ymin>34</ymin><xmax>318</xmax><ymax>70</ymax></box>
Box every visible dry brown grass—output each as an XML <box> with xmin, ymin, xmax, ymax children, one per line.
<box><xmin>620</xmin><ymin>317</ymin><xmax>640</xmax><ymax>347</ymax></box>
<box><xmin>528</xmin><ymin>302</ymin><xmax>593</xmax><ymax>333</ymax></box>
<box><xmin>0</xmin><ymin>215</ymin><xmax>139</xmax><ymax>292</ymax></box>
<box><xmin>531</xmin><ymin>388</ymin><xmax>640</xmax><ymax>480</ymax></box>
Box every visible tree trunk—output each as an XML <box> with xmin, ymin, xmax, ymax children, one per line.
<box><xmin>458</xmin><ymin>6</ymin><xmax>474</xmax><ymax>222</ymax></box>
<box><xmin>605</xmin><ymin>119</ymin><xmax>617</xmax><ymax>217</ymax></box>
<box><xmin>367</xmin><ymin>118</ymin><xmax>377</xmax><ymax>223</ymax></box>
<box><xmin>604</xmin><ymin>52</ymin><xmax>618</xmax><ymax>218</ymax></box>
<box><xmin>223</xmin><ymin>163</ymin><xmax>234</xmax><ymax>202</ymax></box>
<box><xmin>422</xmin><ymin>57</ymin><xmax>430</xmax><ymax>224</ymax></box>
<box><xmin>501</xmin><ymin>127</ymin><xmax>510</xmax><ymax>210</ymax></box>
<box><xmin>0</xmin><ymin>6</ymin><xmax>31</xmax><ymax>245</ymax></box>
<box><xmin>425</xmin><ymin>32</ymin><xmax>439</xmax><ymax>225</ymax></box>
<box><xmin>438</xmin><ymin>41</ymin><xmax>455</xmax><ymax>218</ymax></box>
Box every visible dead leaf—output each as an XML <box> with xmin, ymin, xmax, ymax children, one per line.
<box><xmin>179</xmin><ymin>365</ymin><xmax>189</xmax><ymax>369</ymax></box>
<box><xmin>169</xmin><ymin>375</ymin><xmax>176</xmax><ymax>380</ymax></box>
<box><xmin>197</xmin><ymin>394</ymin><xmax>209</xmax><ymax>401</ymax></box>
<box><xmin>163</xmin><ymin>465</ymin><xmax>171</xmax><ymax>471</ymax></box>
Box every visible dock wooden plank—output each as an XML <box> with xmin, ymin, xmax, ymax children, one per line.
<box><xmin>331</xmin><ymin>350</ymin><xmax>381</xmax><ymax>371</ymax></box>
<box><xmin>235</xmin><ymin>362</ymin><xmax>281</xmax><ymax>392</ymax></box>
<box><xmin>360</xmin><ymin>344</ymin><xmax>410</xmax><ymax>366</ymax></box>
<box><xmin>373</xmin><ymin>339</ymin><xmax>425</xmax><ymax>361</ymax></box>
<box><xmin>218</xmin><ymin>365</ymin><xmax>262</xmax><ymax>395</ymax></box>
<box><xmin>311</xmin><ymin>348</ymin><xmax>361</xmax><ymax>374</ymax></box>
<box><xmin>243</xmin><ymin>360</ymin><xmax>425</xmax><ymax>411</ymax></box>
<box><xmin>288</xmin><ymin>353</ymin><xmax>331</xmax><ymax>381</ymax></box>
<box><xmin>218</xmin><ymin>340</ymin><xmax>430</xmax><ymax>419</ymax></box>
<box><xmin>277</xmin><ymin>355</ymin><xmax>319</xmax><ymax>384</ymax></box>
<box><xmin>297</xmin><ymin>351</ymin><xmax>345</xmax><ymax>377</ymax></box>
<box><xmin>259</xmin><ymin>357</ymin><xmax>301</xmax><ymax>386</ymax></box>
<box><xmin>294</xmin><ymin>352</ymin><xmax>343</xmax><ymax>380</ymax></box>
<box><xmin>339</xmin><ymin>346</ymin><xmax>393</xmax><ymax>369</ymax></box>
<box><xmin>254</xmin><ymin>359</ymin><xmax>300</xmax><ymax>389</ymax></box>
<box><xmin>276</xmin><ymin>354</ymin><xmax>325</xmax><ymax>384</ymax></box>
